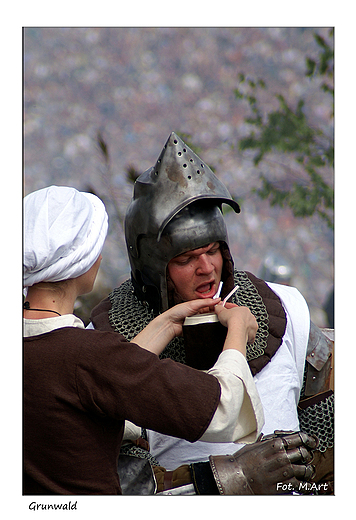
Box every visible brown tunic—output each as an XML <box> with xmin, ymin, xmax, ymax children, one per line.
<box><xmin>24</xmin><ymin>327</ymin><xmax>220</xmax><ymax>494</ymax></box>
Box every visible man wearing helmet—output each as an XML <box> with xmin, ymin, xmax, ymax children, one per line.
<box><xmin>91</xmin><ymin>132</ymin><xmax>333</xmax><ymax>495</ymax></box>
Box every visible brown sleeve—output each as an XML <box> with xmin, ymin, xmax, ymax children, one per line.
<box><xmin>75</xmin><ymin>329</ymin><xmax>221</xmax><ymax>443</ymax></box>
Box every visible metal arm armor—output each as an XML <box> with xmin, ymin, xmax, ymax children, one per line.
<box><xmin>303</xmin><ymin>321</ymin><xmax>334</xmax><ymax>399</ymax></box>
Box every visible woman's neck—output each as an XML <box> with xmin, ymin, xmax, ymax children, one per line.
<box><xmin>23</xmin><ymin>282</ymin><xmax>77</xmax><ymax>319</ymax></box>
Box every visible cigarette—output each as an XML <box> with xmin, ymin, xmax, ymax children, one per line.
<box><xmin>213</xmin><ymin>281</ymin><xmax>223</xmax><ymax>299</ymax></box>
<box><xmin>222</xmin><ymin>285</ymin><xmax>239</xmax><ymax>307</ymax></box>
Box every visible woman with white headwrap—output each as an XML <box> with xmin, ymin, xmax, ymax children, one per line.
<box><xmin>23</xmin><ymin>186</ymin><xmax>108</xmax><ymax>323</ymax></box>
<box><xmin>23</xmin><ymin>185</ymin><xmax>263</xmax><ymax>495</ymax></box>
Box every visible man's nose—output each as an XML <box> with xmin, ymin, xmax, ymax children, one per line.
<box><xmin>196</xmin><ymin>254</ymin><xmax>214</xmax><ymax>275</ymax></box>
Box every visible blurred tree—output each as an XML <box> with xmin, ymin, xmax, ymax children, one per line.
<box><xmin>234</xmin><ymin>29</ymin><xmax>334</xmax><ymax>229</ymax></box>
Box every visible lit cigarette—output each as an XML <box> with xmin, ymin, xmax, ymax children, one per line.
<box><xmin>213</xmin><ymin>281</ymin><xmax>223</xmax><ymax>299</ymax></box>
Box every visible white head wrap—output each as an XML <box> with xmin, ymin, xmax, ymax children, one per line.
<box><xmin>24</xmin><ymin>186</ymin><xmax>108</xmax><ymax>287</ymax></box>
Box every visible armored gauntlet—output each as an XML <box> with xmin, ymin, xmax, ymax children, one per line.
<box><xmin>209</xmin><ymin>431</ymin><xmax>318</xmax><ymax>495</ymax></box>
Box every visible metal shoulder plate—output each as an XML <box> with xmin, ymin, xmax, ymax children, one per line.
<box><xmin>304</xmin><ymin>321</ymin><xmax>334</xmax><ymax>398</ymax></box>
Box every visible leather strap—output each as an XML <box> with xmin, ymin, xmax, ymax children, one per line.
<box><xmin>163</xmin><ymin>471</ymin><xmax>174</xmax><ymax>490</ymax></box>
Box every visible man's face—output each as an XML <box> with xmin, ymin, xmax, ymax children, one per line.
<box><xmin>167</xmin><ymin>242</ymin><xmax>223</xmax><ymax>302</ymax></box>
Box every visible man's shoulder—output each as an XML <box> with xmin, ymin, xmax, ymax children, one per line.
<box><xmin>90</xmin><ymin>295</ymin><xmax>115</xmax><ymax>331</ymax></box>
<box><xmin>90</xmin><ymin>279</ymin><xmax>134</xmax><ymax>331</ymax></box>
<box><xmin>235</xmin><ymin>269</ymin><xmax>305</xmax><ymax>314</ymax></box>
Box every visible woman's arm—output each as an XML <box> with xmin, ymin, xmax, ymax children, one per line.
<box><xmin>214</xmin><ymin>302</ymin><xmax>258</xmax><ymax>357</ymax></box>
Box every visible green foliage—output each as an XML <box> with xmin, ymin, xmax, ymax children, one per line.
<box><xmin>234</xmin><ymin>29</ymin><xmax>334</xmax><ymax>229</ymax></box>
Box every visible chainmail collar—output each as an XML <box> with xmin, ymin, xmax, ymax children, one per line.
<box><xmin>108</xmin><ymin>270</ymin><xmax>278</xmax><ymax>372</ymax></box>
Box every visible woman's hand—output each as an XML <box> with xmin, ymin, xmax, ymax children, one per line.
<box><xmin>214</xmin><ymin>302</ymin><xmax>258</xmax><ymax>357</ymax></box>
<box><xmin>132</xmin><ymin>298</ymin><xmax>220</xmax><ymax>355</ymax></box>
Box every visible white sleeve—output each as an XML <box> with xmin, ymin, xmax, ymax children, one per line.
<box><xmin>199</xmin><ymin>349</ymin><xmax>264</xmax><ymax>444</ymax></box>
<box><xmin>123</xmin><ymin>421</ymin><xmax>142</xmax><ymax>441</ymax></box>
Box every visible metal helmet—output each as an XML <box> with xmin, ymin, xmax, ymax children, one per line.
<box><xmin>125</xmin><ymin>131</ymin><xmax>240</xmax><ymax>312</ymax></box>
